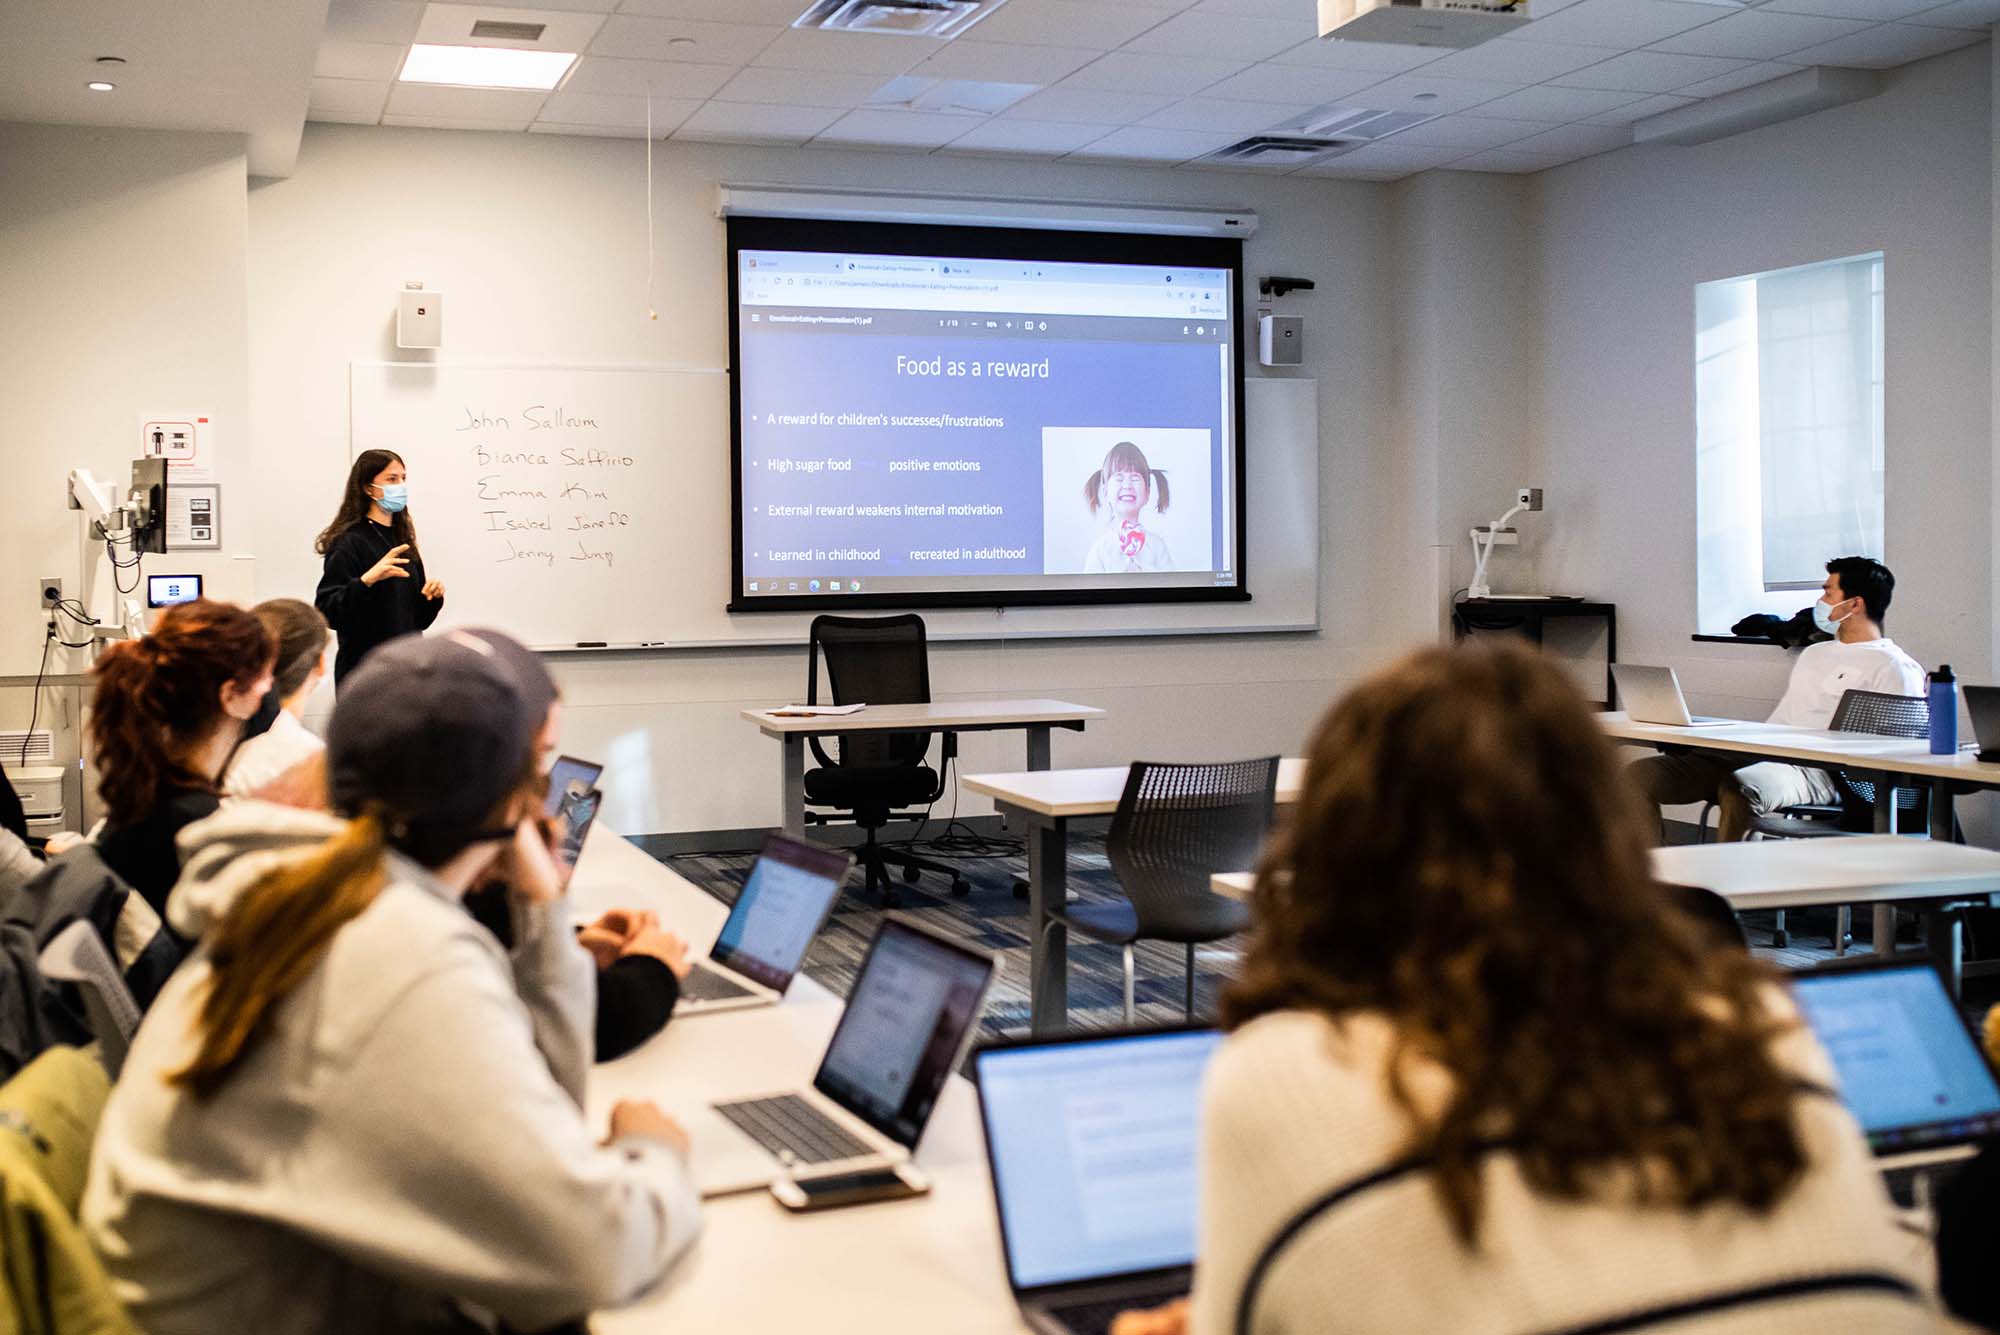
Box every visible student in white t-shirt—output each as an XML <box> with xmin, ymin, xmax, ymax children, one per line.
<box><xmin>223</xmin><ymin>599</ymin><xmax>330</xmax><ymax>804</ymax></box>
<box><xmin>1630</xmin><ymin>556</ymin><xmax>1924</xmax><ymax>841</ymax></box>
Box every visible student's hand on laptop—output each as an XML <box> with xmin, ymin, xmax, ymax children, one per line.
<box><xmin>1111</xmin><ymin>1299</ymin><xmax>1188</xmax><ymax>1335</ymax></box>
<box><xmin>608</xmin><ymin>1099</ymin><xmax>690</xmax><ymax>1157</ymax></box>
<box><xmin>620</xmin><ymin>927</ymin><xmax>692</xmax><ymax>979</ymax></box>
<box><xmin>576</xmin><ymin>909</ymin><xmax>658</xmax><ymax>968</ymax></box>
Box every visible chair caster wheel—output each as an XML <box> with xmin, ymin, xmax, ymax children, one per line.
<box><xmin>951</xmin><ymin>879</ymin><xmax>971</xmax><ymax>898</ymax></box>
<box><xmin>1011</xmin><ymin>877</ymin><xmax>1029</xmax><ymax>901</ymax></box>
<box><xmin>903</xmin><ymin>865</ymin><xmax>922</xmax><ymax>884</ymax></box>
<box><xmin>1773</xmin><ymin>931</ymin><xmax>1790</xmax><ymax>948</ymax></box>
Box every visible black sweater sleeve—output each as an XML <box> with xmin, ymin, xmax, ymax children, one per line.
<box><xmin>594</xmin><ymin>956</ymin><xmax>679</xmax><ymax>1062</ymax></box>
<box><xmin>314</xmin><ymin>530</ymin><xmax>376</xmax><ymax>633</ymax></box>
<box><xmin>411</xmin><ymin>547</ymin><xmax>444</xmax><ymax>630</ymax></box>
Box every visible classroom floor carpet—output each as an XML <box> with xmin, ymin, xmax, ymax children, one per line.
<box><xmin>652</xmin><ymin>834</ymin><xmax>2000</xmax><ymax>1042</ymax></box>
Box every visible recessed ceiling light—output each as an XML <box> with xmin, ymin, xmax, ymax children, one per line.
<box><xmin>86</xmin><ymin>81</ymin><xmax>116</xmax><ymax>92</ymax></box>
<box><xmin>399</xmin><ymin>43</ymin><xmax>577</xmax><ymax>90</ymax></box>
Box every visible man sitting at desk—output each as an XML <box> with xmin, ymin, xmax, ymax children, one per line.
<box><xmin>1630</xmin><ymin>556</ymin><xmax>1923</xmax><ymax>841</ymax></box>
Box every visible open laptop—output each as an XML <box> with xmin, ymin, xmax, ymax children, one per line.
<box><xmin>677</xmin><ymin>833</ymin><xmax>852</xmax><ymax>1015</ymax></box>
<box><xmin>975</xmin><ymin>1027</ymin><xmax>1221</xmax><ymax>1335</ymax></box>
<box><xmin>676</xmin><ymin>917</ymin><xmax>996</xmax><ymax>1197</ymax></box>
<box><xmin>1612</xmin><ymin>664</ymin><xmax>1736</xmax><ymax>727</ymax></box>
<box><xmin>549</xmin><ymin>785</ymin><xmax>600</xmax><ymax>889</ymax></box>
<box><xmin>1962</xmin><ymin>685</ymin><xmax>2000</xmax><ymax>761</ymax></box>
<box><xmin>1790</xmin><ymin>956</ymin><xmax>2000</xmax><ymax>1205</ymax></box>
<box><xmin>544</xmin><ymin>754</ymin><xmax>603</xmax><ymax>819</ymax></box>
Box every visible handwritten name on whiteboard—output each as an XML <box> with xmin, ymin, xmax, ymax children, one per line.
<box><xmin>457</xmin><ymin>405</ymin><xmax>635</xmax><ymax>570</ymax></box>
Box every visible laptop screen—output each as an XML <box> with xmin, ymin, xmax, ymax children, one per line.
<box><xmin>544</xmin><ymin>755</ymin><xmax>604</xmax><ymax>819</ymax></box>
<box><xmin>708</xmin><ymin>834</ymin><xmax>849</xmax><ymax>990</ymax></box>
<box><xmin>977</xmin><ymin>1029</ymin><xmax>1219</xmax><ymax>1292</ymax></box>
<box><xmin>549</xmin><ymin>787</ymin><xmax>601</xmax><ymax>890</ymax></box>
<box><xmin>814</xmin><ymin>921</ymin><xmax>994</xmax><ymax>1148</ymax></box>
<box><xmin>1792</xmin><ymin>962</ymin><xmax>2000</xmax><ymax>1152</ymax></box>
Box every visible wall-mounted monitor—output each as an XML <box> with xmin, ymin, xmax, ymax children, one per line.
<box><xmin>727</xmin><ymin>216</ymin><xmax>1247</xmax><ymax>612</ymax></box>
<box><xmin>145</xmin><ymin>574</ymin><xmax>202</xmax><ymax>608</ymax></box>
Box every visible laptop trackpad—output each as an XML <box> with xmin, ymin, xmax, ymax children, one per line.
<box><xmin>673</xmin><ymin>1104</ymin><xmax>782</xmax><ymax>1199</ymax></box>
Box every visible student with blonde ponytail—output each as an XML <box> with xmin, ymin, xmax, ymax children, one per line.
<box><xmin>84</xmin><ymin>630</ymin><xmax>700</xmax><ymax>1335</ymax></box>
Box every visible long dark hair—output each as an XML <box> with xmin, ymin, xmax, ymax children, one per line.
<box><xmin>90</xmin><ymin>600</ymin><xmax>275</xmax><ymax>825</ymax></box>
<box><xmin>253</xmin><ymin>598</ymin><xmax>330</xmax><ymax>700</ymax></box>
<box><xmin>1227</xmin><ymin>641</ymin><xmax>1808</xmax><ymax>1245</ymax></box>
<box><xmin>315</xmin><ymin>449</ymin><xmax>416</xmax><ymax>555</ymax></box>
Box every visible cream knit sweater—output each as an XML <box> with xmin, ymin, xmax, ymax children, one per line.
<box><xmin>1191</xmin><ymin>1009</ymin><xmax>1944</xmax><ymax>1335</ymax></box>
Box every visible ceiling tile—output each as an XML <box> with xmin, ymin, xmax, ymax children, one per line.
<box><xmin>1902</xmin><ymin>0</ymin><xmax>2000</xmax><ymax>26</ymax></box>
<box><xmin>590</xmin><ymin>15</ymin><xmax>783</xmax><ymax>64</ymax></box>
<box><xmin>1000</xmin><ymin>85</ymin><xmax>1179</xmax><ymax>120</ymax></box>
<box><xmin>1194</xmin><ymin>0</ymin><xmax>1326</xmax><ymax>14</ymax></box>
<box><xmin>1553</xmin><ymin>49</ymin><xmax>1754</xmax><ymax>90</ymax></box>
<box><xmin>412</xmin><ymin>4</ymin><xmax>606</xmax><ymax>48</ymax></box>
<box><xmin>382</xmin><ymin>113</ymin><xmax>534</xmax><ymax>131</ymax></box>
<box><xmin>1295</xmin><ymin>160</ymin><xmax>1404</xmax><ymax>180</ymax></box>
<box><xmin>1269</xmin><ymin>36</ymin><xmax>1452</xmax><ymax>72</ymax></box>
<box><xmin>1140</xmin><ymin>96</ymin><xmax>1310</xmax><ymax>131</ymax></box>
<box><xmin>1507</xmin><ymin>0</ymin><xmax>1737</xmax><ymax>48</ymax></box>
<box><xmin>1063</xmin><ymin>51</ymin><xmax>1252</xmax><ymax>94</ymax></box>
<box><xmin>1383</xmin><ymin>113</ymin><xmax>1560</xmax><ymax>147</ymax></box>
<box><xmin>1312</xmin><ymin>142</ymin><xmax>1469</xmax><ymax>172</ymax></box>
<box><xmin>1502</xmin><ymin>121</ymin><xmax>1631</xmax><ymax>154</ymax></box>
<box><xmin>1673</xmin><ymin>58</ymin><xmax>1803</xmax><ymax>95</ymax></box>
<box><xmin>324</xmin><ymin>0</ymin><xmax>425</xmax><ymax>46</ymax></box>
<box><xmin>619</xmin><ymin>0</ymin><xmax>809</xmax><ymax>19</ymax></box>
<box><xmin>1065</xmin><ymin>125</ymin><xmax>1239</xmax><ymax>160</ymax></box>
<box><xmin>1338</xmin><ymin>73</ymin><xmax>1519</xmax><ymax>113</ymax></box>
<box><xmin>715</xmin><ymin>66</ymin><xmax>887</xmax><ymax>105</ymax></box>
<box><xmin>815</xmin><ymin>108</ymin><xmax>983</xmax><ymax>148</ymax></box>
<box><xmin>753</xmin><ymin>27</ymin><xmax>939</xmax><ymax>74</ymax></box>
<box><xmin>941</xmin><ymin>118</ymin><xmax>1112</xmax><ymax>154</ymax></box>
<box><xmin>316</xmin><ymin>40</ymin><xmax>407</xmax><ymax>82</ymax></box>
<box><xmin>1124</xmin><ymin>10</ymin><xmax>1319</xmax><ymax>61</ymax></box>
<box><xmin>561</xmin><ymin>56</ymin><xmax>737</xmax><ymax>98</ymax></box>
<box><xmin>1465</xmin><ymin>83</ymin><xmax>1649</xmax><ymax>119</ymax></box>
<box><xmin>1199</xmin><ymin>62</ymin><xmax>1386</xmax><ymax>101</ymax></box>
<box><xmin>528</xmin><ymin>123</ymin><xmax>647</xmax><ymax>139</ymax></box>
<box><xmin>1646</xmin><ymin>10</ymin><xmax>1875</xmax><ymax>56</ymax></box>
<box><xmin>909</xmin><ymin>40</ymin><xmax>1101</xmax><ymax>83</ymax></box>
<box><xmin>1760</xmin><ymin>0</ymin><xmax>1947</xmax><ymax>17</ymax></box>
<box><xmin>1420</xmin><ymin>38</ymin><xmax>1614</xmax><ymax>81</ymax></box>
<box><xmin>674</xmin><ymin>100</ymin><xmax>844</xmax><ymax>142</ymax></box>
<box><xmin>385</xmin><ymin>83</ymin><xmax>551</xmax><ymax>119</ymax></box>
<box><xmin>537</xmin><ymin>90</ymin><xmax>702</xmax><ymax>128</ymax></box>
<box><xmin>308</xmin><ymin>77</ymin><xmax>391</xmax><ymax>123</ymax></box>
<box><xmin>1580</xmin><ymin>90</ymin><xmax>1695</xmax><ymax>120</ymax></box>
<box><xmin>1780</xmin><ymin>20</ymin><xmax>1985</xmax><ymax>62</ymax></box>
<box><xmin>1446</xmin><ymin>147</ymin><xmax>1571</xmax><ymax>171</ymax></box>
<box><xmin>968</xmin><ymin>1</ymin><xmax>1181</xmax><ymax>48</ymax></box>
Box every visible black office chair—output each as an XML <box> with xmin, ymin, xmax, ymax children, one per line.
<box><xmin>1657</xmin><ymin>881</ymin><xmax>1750</xmax><ymax>952</ymax></box>
<box><xmin>1048</xmin><ymin>757</ymin><xmax>1277</xmax><ymax>1023</ymax></box>
<box><xmin>800</xmin><ymin>614</ymin><xmax>969</xmax><ymax>908</ymax></box>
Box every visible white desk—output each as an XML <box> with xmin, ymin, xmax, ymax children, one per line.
<box><xmin>569</xmin><ymin>827</ymin><xmax>1024</xmax><ymax>1334</ymax></box>
<box><xmin>743</xmin><ymin>700</ymin><xmax>1105</xmax><ymax>839</ymax></box>
<box><xmin>961</xmin><ymin>759</ymin><xmax>1306</xmax><ymax>1035</ymax></box>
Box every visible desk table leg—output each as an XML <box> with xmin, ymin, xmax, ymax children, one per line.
<box><xmin>1925</xmin><ymin>907</ymin><xmax>1965</xmax><ymax>999</ymax></box>
<box><xmin>1930</xmin><ymin>777</ymin><xmax>1954</xmax><ymax>842</ymax></box>
<box><xmin>1024</xmin><ymin>808</ymin><xmax>1070</xmax><ymax>1036</ymax></box>
<box><xmin>1026</xmin><ymin>725</ymin><xmax>1052</xmax><ymax>772</ymax></box>
<box><xmin>1871</xmin><ymin>782</ymin><xmax>1894</xmax><ymax>955</ymax></box>
<box><xmin>781</xmin><ymin>736</ymin><xmax>805</xmax><ymax>839</ymax></box>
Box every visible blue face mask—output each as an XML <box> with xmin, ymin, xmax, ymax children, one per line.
<box><xmin>1812</xmin><ymin>598</ymin><xmax>1842</xmax><ymax>635</ymax></box>
<box><xmin>375</xmin><ymin>483</ymin><xmax>408</xmax><ymax>515</ymax></box>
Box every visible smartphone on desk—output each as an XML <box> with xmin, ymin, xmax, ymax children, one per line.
<box><xmin>770</xmin><ymin>1162</ymin><xmax>930</xmax><ymax>1212</ymax></box>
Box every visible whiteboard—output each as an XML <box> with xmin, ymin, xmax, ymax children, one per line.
<box><xmin>350</xmin><ymin>363</ymin><xmax>1317</xmax><ymax>649</ymax></box>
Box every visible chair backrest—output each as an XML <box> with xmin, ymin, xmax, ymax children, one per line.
<box><xmin>1827</xmin><ymin>689</ymin><xmax>1930</xmax><ymax>821</ymax></box>
<box><xmin>1658</xmin><ymin>881</ymin><xmax>1749</xmax><ymax>952</ymax></box>
<box><xmin>807</xmin><ymin>614</ymin><xmax>932</xmax><ymax>770</ymax></box>
<box><xmin>37</xmin><ymin>922</ymin><xmax>140</xmax><ymax>1080</ymax></box>
<box><xmin>1106</xmin><ymin>758</ymin><xmax>1279</xmax><ymax>936</ymax></box>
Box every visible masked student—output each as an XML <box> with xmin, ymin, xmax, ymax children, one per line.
<box><xmin>314</xmin><ymin>449</ymin><xmax>445</xmax><ymax>687</ymax></box>
<box><xmin>85</xmin><ymin>629</ymin><xmax>700</xmax><ymax>1335</ymax></box>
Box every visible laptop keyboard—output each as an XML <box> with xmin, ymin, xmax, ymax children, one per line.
<box><xmin>680</xmin><ymin>965</ymin><xmax>756</xmax><ymax>1003</ymax></box>
<box><xmin>715</xmin><ymin>1093</ymin><xmax>874</xmax><ymax>1165</ymax></box>
<box><xmin>1883</xmin><ymin>1159</ymin><xmax>1966</xmax><ymax>1209</ymax></box>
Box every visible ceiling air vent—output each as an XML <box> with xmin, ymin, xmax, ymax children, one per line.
<box><xmin>469</xmin><ymin>19</ymin><xmax>547</xmax><ymax>41</ymax></box>
<box><xmin>793</xmin><ymin>0</ymin><xmax>1009</xmax><ymax>39</ymax></box>
<box><xmin>1206</xmin><ymin>135</ymin><xmax>1355</xmax><ymax>167</ymax></box>
<box><xmin>1292</xmin><ymin>105</ymin><xmax>1437</xmax><ymax>141</ymax></box>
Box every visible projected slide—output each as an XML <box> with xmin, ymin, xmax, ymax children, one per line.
<box><xmin>728</xmin><ymin>219</ymin><xmax>1245</xmax><ymax>610</ymax></box>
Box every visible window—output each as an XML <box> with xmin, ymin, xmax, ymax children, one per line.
<box><xmin>1694</xmin><ymin>252</ymin><xmax>1884</xmax><ymax>635</ymax></box>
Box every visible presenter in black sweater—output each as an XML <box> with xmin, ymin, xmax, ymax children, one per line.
<box><xmin>314</xmin><ymin>449</ymin><xmax>445</xmax><ymax>686</ymax></box>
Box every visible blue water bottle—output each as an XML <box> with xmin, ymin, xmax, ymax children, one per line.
<box><xmin>1929</xmin><ymin>664</ymin><xmax>1957</xmax><ymax>755</ymax></box>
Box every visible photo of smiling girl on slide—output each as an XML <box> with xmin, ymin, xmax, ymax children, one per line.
<box><xmin>1084</xmin><ymin>440</ymin><xmax>1175</xmax><ymax>573</ymax></box>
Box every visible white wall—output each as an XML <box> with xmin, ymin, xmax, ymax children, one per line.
<box><xmin>1531</xmin><ymin>45</ymin><xmax>1993</xmax><ymax>723</ymax></box>
<box><xmin>244</xmin><ymin>127</ymin><xmax>1408</xmax><ymax>835</ymax></box>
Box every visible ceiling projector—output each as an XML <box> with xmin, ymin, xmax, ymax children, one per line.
<box><xmin>1317</xmin><ymin>0</ymin><xmax>1528</xmax><ymax>48</ymax></box>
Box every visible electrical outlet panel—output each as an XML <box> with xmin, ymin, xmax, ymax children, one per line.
<box><xmin>36</xmin><ymin>577</ymin><xmax>61</xmax><ymax>610</ymax></box>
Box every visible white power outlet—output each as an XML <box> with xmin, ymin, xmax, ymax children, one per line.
<box><xmin>36</xmin><ymin>576</ymin><xmax>62</xmax><ymax>610</ymax></box>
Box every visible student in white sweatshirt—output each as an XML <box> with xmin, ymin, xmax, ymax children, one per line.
<box><xmin>1629</xmin><ymin>555</ymin><xmax>1925</xmax><ymax>840</ymax></box>
<box><xmin>1116</xmin><ymin>642</ymin><xmax>1937</xmax><ymax>1335</ymax></box>
<box><xmin>221</xmin><ymin>598</ymin><xmax>330</xmax><ymax>803</ymax></box>
<box><xmin>85</xmin><ymin>629</ymin><xmax>700</xmax><ymax>1335</ymax></box>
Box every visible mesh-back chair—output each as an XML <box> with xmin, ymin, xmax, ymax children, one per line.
<box><xmin>801</xmin><ymin>614</ymin><xmax>968</xmax><ymax>908</ymax></box>
<box><xmin>1049</xmin><ymin>757</ymin><xmax>1278</xmax><ymax>1023</ymax></box>
<box><xmin>37</xmin><ymin>921</ymin><xmax>141</xmax><ymax>1079</ymax></box>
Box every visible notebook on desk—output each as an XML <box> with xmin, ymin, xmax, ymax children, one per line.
<box><xmin>975</xmin><ymin>1027</ymin><xmax>1221</xmax><ymax>1335</ymax></box>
